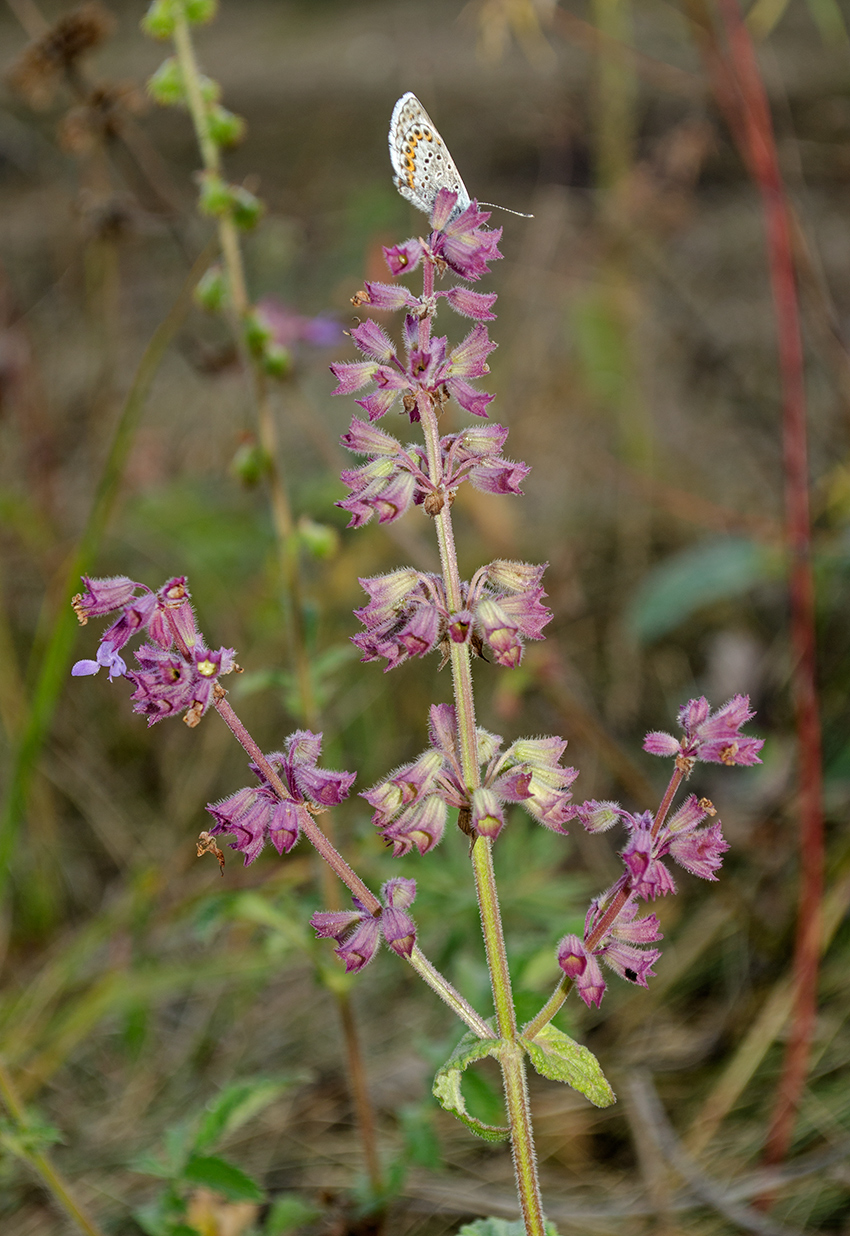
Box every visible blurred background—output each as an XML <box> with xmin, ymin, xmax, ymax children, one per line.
<box><xmin>0</xmin><ymin>0</ymin><xmax>849</xmax><ymax>1232</ymax></box>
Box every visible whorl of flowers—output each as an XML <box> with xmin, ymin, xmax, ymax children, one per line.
<box><xmin>362</xmin><ymin>703</ymin><xmax>578</xmax><ymax>856</ymax></box>
<box><xmin>206</xmin><ymin>731</ymin><xmax>356</xmax><ymax>866</ymax></box>
<box><xmin>71</xmin><ymin>575</ymin><xmax>237</xmax><ymax>727</ymax></box>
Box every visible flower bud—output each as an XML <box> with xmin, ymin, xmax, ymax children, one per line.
<box><xmin>208</xmin><ymin>105</ymin><xmax>245</xmax><ymax>148</ymax></box>
<box><xmin>471</xmin><ymin>787</ymin><xmax>505</xmax><ymax>839</ymax></box>
<box><xmin>194</xmin><ymin>263</ymin><xmax>228</xmax><ymax>312</ymax></box>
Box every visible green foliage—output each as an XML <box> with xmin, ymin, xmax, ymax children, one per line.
<box><xmin>432</xmin><ymin>1030</ymin><xmax>510</xmax><ymax>1142</ymax></box>
<box><xmin>182</xmin><ymin>1154</ymin><xmax>264</xmax><ymax>1200</ymax></box>
<box><xmin>230</xmin><ymin>438</ymin><xmax>270</xmax><ymax>487</ymax></box>
<box><xmin>264</xmin><ymin>1193</ymin><xmax>322</xmax><ymax>1234</ymax></box>
<box><xmin>0</xmin><ymin>1111</ymin><xmax>61</xmax><ymax>1160</ymax></box>
<box><xmin>147</xmin><ymin>58</ymin><xmax>186</xmax><ymax>105</ymax></box>
<box><xmin>130</xmin><ymin>1078</ymin><xmax>297</xmax><ymax>1232</ymax></box>
<box><xmin>627</xmin><ymin>538</ymin><xmax>777</xmax><ymax>642</ymax></box>
<box><xmin>208</xmin><ymin>105</ymin><xmax>246</xmax><ymax>148</ymax></box>
<box><xmin>520</xmin><ymin>1024</ymin><xmax>615</xmax><ymax>1108</ymax></box>
<box><xmin>142</xmin><ymin>0</ymin><xmax>177</xmax><ymax>39</ymax></box>
<box><xmin>194</xmin><ymin>263</ymin><xmax>229</xmax><ymax>312</ymax></box>
<box><xmin>230</xmin><ymin>185</ymin><xmax>264</xmax><ymax>230</ymax></box>
<box><xmin>197</xmin><ymin>172</ymin><xmax>234</xmax><ymax>218</ymax></box>
<box><xmin>297</xmin><ymin>516</ymin><xmax>339</xmax><ymax>560</ymax></box>
<box><xmin>457</xmin><ymin>1220</ymin><xmax>560</xmax><ymax>1236</ymax></box>
<box><xmin>184</xmin><ymin>0</ymin><xmax>219</xmax><ymax>23</ymax></box>
<box><xmin>263</xmin><ymin>343</ymin><xmax>292</xmax><ymax>378</ymax></box>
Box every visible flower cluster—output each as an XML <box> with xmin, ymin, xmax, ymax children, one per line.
<box><xmin>311</xmin><ymin>877</ymin><xmax>418</xmax><ymax>973</ymax></box>
<box><xmin>556</xmin><ymin>695</ymin><xmax>762</xmax><ymax>1008</ymax></box>
<box><xmin>353</xmin><ymin>560</ymin><xmax>550</xmax><ymax>671</ymax></box>
<box><xmin>71</xmin><ymin>575</ymin><xmax>237</xmax><ymax>727</ymax></box>
<box><xmin>644</xmin><ymin>694</ymin><xmax>764</xmax><ymax>769</ymax></box>
<box><xmin>206</xmin><ymin>731</ymin><xmax>356</xmax><ymax>865</ymax></box>
<box><xmin>338</xmin><ymin>419</ymin><xmax>528</xmax><ymax>528</ymax></box>
<box><xmin>330</xmin><ymin>316</ymin><xmax>496</xmax><ymax>425</ymax></box>
<box><xmin>362</xmin><ymin>703</ymin><xmax>578</xmax><ymax>856</ymax></box>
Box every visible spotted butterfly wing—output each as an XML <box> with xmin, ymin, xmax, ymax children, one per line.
<box><xmin>389</xmin><ymin>92</ymin><xmax>472</xmax><ymax>217</ymax></box>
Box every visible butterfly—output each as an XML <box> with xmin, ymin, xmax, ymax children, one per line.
<box><xmin>388</xmin><ymin>92</ymin><xmax>472</xmax><ymax>218</ymax></box>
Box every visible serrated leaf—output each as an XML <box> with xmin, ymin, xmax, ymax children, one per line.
<box><xmin>194</xmin><ymin>1077</ymin><xmax>294</xmax><ymax>1152</ymax></box>
<box><xmin>457</xmin><ymin>1218</ymin><xmax>560</xmax><ymax>1235</ymax></box>
<box><xmin>182</xmin><ymin>1154</ymin><xmax>265</xmax><ymax>1202</ymax></box>
<box><xmin>520</xmin><ymin>1024</ymin><xmax>615</xmax><ymax>1108</ymax></box>
<box><xmin>627</xmin><ymin>538</ymin><xmax>776</xmax><ymax>642</ymax></box>
<box><xmin>432</xmin><ymin>1031</ymin><xmax>510</xmax><ymax>1142</ymax></box>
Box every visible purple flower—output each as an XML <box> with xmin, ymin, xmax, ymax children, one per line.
<box><xmin>330</xmin><ymin>316</ymin><xmax>497</xmax><ymax>426</ymax></box>
<box><xmin>364</xmin><ymin>704</ymin><xmax>577</xmax><ymax>851</ymax></box>
<box><xmin>429</xmin><ymin>190</ymin><xmax>504</xmax><ymax>282</ymax></box>
<box><xmin>336</xmin><ymin>418</ymin><xmax>528</xmax><ymax>529</ymax></box>
<box><xmin>352</xmin><ymin>559</ymin><xmax>551</xmax><ymax>672</ymax></box>
<box><xmin>311</xmin><ymin>877</ymin><xmax>417</xmax><ymax>972</ymax></box>
<box><xmin>557</xmin><ymin>935</ymin><xmax>606</xmax><ymax>1009</ymax></box>
<box><xmin>127</xmin><ymin>642</ymin><xmax>236</xmax><ymax>728</ymax></box>
<box><xmin>255</xmin><ymin>297</ymin><xmax>340</xmax><ymax>349</ymax></box>
<box><xmin>207</xmin><ymin>730</ymin><xmax>355</xmax><ymax>866</ymax></box>
<box><xmin>644</xmin><ymin>694</ymin><xmax>764</xmax><ymax>769</ymax></box>
<box><xmin>72</xmin><ymin>576</ymin><xmax>200</xmax><ymax>682</ymax></box>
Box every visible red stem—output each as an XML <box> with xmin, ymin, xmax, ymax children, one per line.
<box><xmin>711</xmin><ymin>0</ymin><xmax>825</xmax><ymax>1172</ymax></box>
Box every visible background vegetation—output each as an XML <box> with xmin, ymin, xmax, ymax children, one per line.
<box><xmin>0</xmin><ymin>0</ymin><xmax>848</xmax><ymax>1233</ymax></box>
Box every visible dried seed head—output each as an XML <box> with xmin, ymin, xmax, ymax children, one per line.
<box><xmin>7</xmin><ymin>3</ymin><xmax>115</xmax><ymax>108</ymax></box>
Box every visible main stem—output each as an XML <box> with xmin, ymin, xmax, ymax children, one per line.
<box><xmin>417</xmin><ymin>278</ymin><xmax>546</xmax><ymax>1231</ymax></box>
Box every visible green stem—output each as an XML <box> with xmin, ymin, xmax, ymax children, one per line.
<box><xmin>0</xmin><ymin>243</ymin><xmax>212</xmax><ymax>901</ymax></box>
<box><xmin>418</xmin><ymin>380</ymin><xmax>546</xmax><ymax>1234</ymax></box>
<box><xmin>0</xmin><ymin>1058</ymin><xmax>106</xmax><ymax>1236</ymax></box>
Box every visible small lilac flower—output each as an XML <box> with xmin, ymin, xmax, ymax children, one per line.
<box><xmin>207</xmin><ymin>731</ymin><xmax>355</xmax><ymax>866</ymax></box>
<box><xmin>255</xmin><ymin>297</ymin><xmax>340</xmax><ymax>349</ymax></box>
<box><xmin>71</xmin><ymin>576</ymin><xmax>198</xmax><ymax>681</ymax></box>
<box><xmin>311</xmin><ymin>878</ymin><xmax>418</xmax><ymax>972</ymax></box>
<box><xmin>644</xmin><ymin>694</ymin><xmax>764</xmax><ymax>769</ymax></box>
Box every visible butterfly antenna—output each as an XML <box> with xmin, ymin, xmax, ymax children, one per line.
<box><xmin>478</xmin><ymin>202</ymin><xmax>534</xmax><ymax>219</ymax></box>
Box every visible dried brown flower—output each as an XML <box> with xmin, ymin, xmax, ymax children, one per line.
<box><xmin>7</xmin><ymin>3</ymin><xmax>115</xmax><ymax>108</ymax></box>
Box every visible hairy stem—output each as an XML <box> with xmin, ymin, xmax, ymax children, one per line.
<box><xmin>210</xmin><ymin>692</ymin><xmax>489</xmax><ymax>1036</ymax></box>
<box><xmin>418</xmin><ymin>362</ymin><xmax>546</xmax><ymax>1234</ymax></box>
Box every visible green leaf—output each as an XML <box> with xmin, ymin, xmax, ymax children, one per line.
<box><xmin>520</xmin><ymin>1024</ymin><xmax>615</xmax><ymax>1109</ymax></box>
<box><xmin>627</xmin><ymin>538</ymin><xmax>776</xmax><ymax>642</ymax></box>
<box><xmin>457</xmin><ymin>1218</ymin><xmax>560</xmax><ymax>1235</ymax></box>
<box><xmin>182</xmin><ymin>1154</ymin><xmax>265</xmax><ymax>1202</ymax></box>
<box><xmin>432</xmin><ymin>1031</ymin><xmax>510</xmax><ymax>1142</ymax></box>
<box><xmin>194</xmin><ymin>1077</ymin><xmax>295</xmax><ymax>1153</ymax></box>
<box><xmin>264</xmin><ymin>1193</ymin><xmax>322</xmax><ymax>1235</ymax></box>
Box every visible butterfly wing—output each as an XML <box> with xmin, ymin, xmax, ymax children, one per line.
<box><xmin>388</xmin><ymin>92</ymin><xmax>471</xmax><ymax>216</ymax></box>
